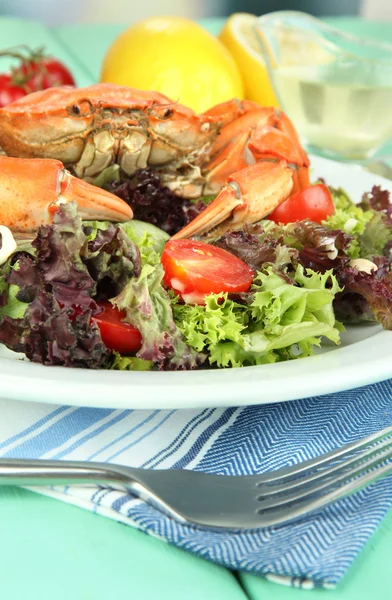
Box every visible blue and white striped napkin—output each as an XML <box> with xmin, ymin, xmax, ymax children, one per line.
<box><xmin>1</xmin><ymin>380</ymin><xmax>392</xmax><ymax>589</ymax></box>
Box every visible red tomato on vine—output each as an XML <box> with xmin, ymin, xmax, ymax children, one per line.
<box><xmin>0</xmin><ymin>46</ymin><xmax>76</xmax><ymax>107</ymax></box>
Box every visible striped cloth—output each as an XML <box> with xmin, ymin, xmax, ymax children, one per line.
<box><xmin>1</xmin><ymin>380</ymin><xmax>392</xmax><ymax>589</ymax></box>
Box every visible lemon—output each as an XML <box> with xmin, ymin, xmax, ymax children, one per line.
<box><xmin>219</xmin><ymin>13</ymin><xmax>279</xmax><ymax>107</ymax></box>
<box><xmin>100</xmin><ymin>16</ymin><xmax>244</xmax><ymax>113</ymax></box>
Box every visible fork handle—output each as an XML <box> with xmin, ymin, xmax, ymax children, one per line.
<box><xmin>0</xmin><ymin>458</ymin><xmax>132</xmax><ymax>488</ymax></box>
<box><xmin>0</xmin><ymin>458</ymin><xmax>196</xmax><ymax>526</ymax></box>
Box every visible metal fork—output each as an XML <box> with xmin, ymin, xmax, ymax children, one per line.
<box><xmin>0</xmin><ymin>426</ymin><xmax>391</xmax><ymax>530</ymax></box>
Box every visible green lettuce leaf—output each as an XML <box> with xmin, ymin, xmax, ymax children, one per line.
<box><xmin>323</xmin><ymin>187</ymin><xmax>392</xmax><ymax>259</ymax></box>
<box><xmin>172</xmin><ymin>264</ymin><xmax>342</xmax><ymax>368</ymax></box>
<box><xmin>91</xmin><ymin>164</ymin><xmax>121</xmax><ymax>188</ymax></box>
<box><xmin>0</xmin><ymin>240</ymin><xmax>36</xmax><ymax>319</ymax></box>
<box><xmin>109</xmin><ymin>352</ymin><xmax>153</xmax><ymax>371</ymax></box>
<box><xmin>120</xmin><ymin>220</ymin><xmax>169</xmax><ymax>266</ymax></box>
<box><xmin>82</xmin><ymin>217</ymin><xmax>169</xmax><ymax>268</ymax></box>
<box><xmin>357</xmin><ymin>212</ymin><xmax>392</xmax><ymax>258</ymax></box>
<box><xmin>0</xmin><ymin>284</ymin><xmax>29</xmax><ymax>319</ymax></box>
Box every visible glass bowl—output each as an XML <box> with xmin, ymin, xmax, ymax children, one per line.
<box><xmin>254</xmin><ymin>11</ymin><xmax>392</xmax><ymax>162</ymax></box>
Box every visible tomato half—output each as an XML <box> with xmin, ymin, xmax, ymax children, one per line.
<box><xmin>93</xmin><ymin>302</ymin><xmax>142</xmax><ymax>355</ymax></box>
<box><xmin>268</xmin><ymin>184</ymin><xmax>335</xmax><ymax>225</ymax></box>
<box><xmin>0</xmin><ymin>74</ymin><xmax>26</xmax><ymax>107</ymax></box>
<box><xmin>161</xmin><ymin>239</ymin><xmax>254</xmax><ymax>304</ymax></box>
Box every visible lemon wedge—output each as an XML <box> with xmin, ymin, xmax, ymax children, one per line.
<box><xmin>100</xmin><ymin>16</ymin><xmax>244</xmax><ymax>113</ymax></box>
<box><xmin>219</xmin><ymin>13</ymin><xmax>279</xmax><ymax>107</ymax></box>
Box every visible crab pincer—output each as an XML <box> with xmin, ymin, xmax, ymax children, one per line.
<box><xmin>0</xmin><ymin>156</ymin><xmax>133</xmax><ymax>233</ymax></box>
<box><xmin>172</xmin><ymin>161</ymin><xmax>294</xmax><ymax>240</ymax></box>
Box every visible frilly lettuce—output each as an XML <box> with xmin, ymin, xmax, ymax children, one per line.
<box><xmin>324</xmin><ymin>186</ymin><xmax>392</xmax><ymax>259</ymax></box>
<box><xmin>172</xmin><ymin>264</ymin><xmax>342</xmax><ymax>368</ymax></box>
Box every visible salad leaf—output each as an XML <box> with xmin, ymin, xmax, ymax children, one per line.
<box><xmin>0</xmin><ymin>284</ymin><xmax>29</xmax><ymax>319</ymax></box>
<box><xmin>324</xmin><ymin>186</ymin><xmax>392</xmax><ymax>259</ymax></box>
<box><xmin>360</xmin><ymin>185</ymin><xmax>392</xmax><ymax>217</ymax></box>
<box><xmin>0</xmin><ymin>203</ymin><xmax>140</xmax><ymax>368</ymax></box>
<box><xmin>109</xmin><ymin>353</ymin><xmax>153</xmax><ymax>371</ymax></box>
<box><xmin>283</xmin><ymin>220</ymin><xmax>352</xmax><ymax>272</ymax></box>
<box><xmin>214</xmin><ymin>227</ymin><xmax>297</xmax><ymax>271</ymax></box>
<box><xmin>2</xmin><ymin>292</ymin><xmax>108</xmax><ymax>368</ymax></box>
<box><xmin>216</xmin><ymin>220</ymin><xmax>351</xmax><ymax>275</ymax></box>
<box><xmin>113</xmin><ymin>263</ymin><xmax>206</xmax><ymax>370</ymax></box>
<box><xmin>334</xmin><ymin>264</ymin><xmax>392</xmax><ymax>329</ymax></box>
<box><xmin>357</xmin><ymin>212</ymin><xmax>392</xmax><ymax>259</ymax></box>
<box><xmin>323</xmin><ymin>187</ymin><xmax>373</xmax><ymax>258</ymax></box>
<box><xmin>172</xmin><ymin>264</ymin><xmax>342</xmax><ymax>368</ymax></box>
<box><xmin>83</xmin><ymin>221</ymin><xmax>141</xmax><ymax>301</ymax></box>
<box><xmin>91</xmin><ymin>164</ymin><xmax>121</xmax><ymax>188</ymax></box>
<box><xmin>121</xmin><ymin>220</ymin><xmax>169</xmax><ymax>267</ymax></box>
<box><xmin>104</xmin><ymin>168</ymin><xmax>206</xmax><ymax>236</ymax></box>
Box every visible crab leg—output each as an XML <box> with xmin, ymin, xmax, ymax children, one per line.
<box><xmin>0</xmin><ymin>156</ymin><xmax>133</xmax><ymax>233</ymax></box>
<box><xmin>203</xmin><ymin>103</ymin><xmax>309</xmax><ymax>197</ymax></box>
<box><xmin>172</xmin><ymin>161</ymin><xmax>294</xmax><ymax>241</ymax></box>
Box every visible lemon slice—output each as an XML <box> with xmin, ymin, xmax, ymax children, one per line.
<box><xmin>219</xmin><ymin>13</ymin><xmax>279</xmax><ymax>107</ymax></box>
<box><xmin>100</xmin><ymin>16</ymin><xmax>244</xmax><ymax>113</ymax></box>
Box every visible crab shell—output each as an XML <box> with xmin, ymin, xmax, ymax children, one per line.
<box><xmin>0</xmin><ymin>84</ymin><xmax>219</xmax><ymax>192</ymax></box>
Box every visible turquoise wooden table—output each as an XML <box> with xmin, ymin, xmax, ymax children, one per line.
<box><xmin>0</xmin><ymin>15</ymin><xmax>391</xmax><ymax>600</ymax></box>
<box><xmin>1</xmin><ymin>486</ymin><xmax>391</xmax><ymax>600</ymax></box>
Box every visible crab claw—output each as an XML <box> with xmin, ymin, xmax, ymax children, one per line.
<box><xmin>172</xmin><ymin>160</ymin><xmax>293</xmax><ymax>241</ymax></box>
<box><xmin>0</xmin><ymin>156</ymin><xmax>133</xmax><ymax>233</ymax></box>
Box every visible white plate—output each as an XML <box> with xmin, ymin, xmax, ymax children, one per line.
<box><xmin>1</xmin><ymin>155</ymin><xmax>391</xmax><ymax>410</ymax></box>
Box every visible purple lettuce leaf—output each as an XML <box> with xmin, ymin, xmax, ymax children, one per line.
<box><xmin>285</xmin><ymin>221</ymin><xmax>352</xmax><ymax>272</ymax></box>
<box><xmin>7</xmin><ymin>254</ymin><xmax>42</xmax><ymax>303</ymax></box>
<box><xmin>360</xmin><ymin>185</ymin><xmax>392</xmax><ymax>219</ymax></box>
<box><xmin>214</xmin><ymin>224</ymin><xmax>300</xmax><ymax>274</ymax></box>
<box><xmin>107</xmin><ymin>169</ymin><xmax>207</xmax><ymax>236</ymax></box>
<box><xmin>332</xmin><ymin>292</ymin><xmax>375</xmax><ymax>324</ymax></box>
<box><xmin>214</xmin><ymin>229</ymin><xmax>281</xmax><ymax>270</ymax></box>
<box><xmin>13</xmin><ymin>292</ymin><xmax>108</xmax><ymax>368</ymax></box>
<box><xmin>334</xmin><ymin>265</ymin><xmax>392</xmax><ymax>329</ymax></box>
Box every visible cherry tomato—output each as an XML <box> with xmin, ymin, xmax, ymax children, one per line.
<box><xmin>0</xmin><ymin>74</ymin><xmax>26</xmax><ymax>107</ymax></box>
<box><xmin>268</xmin><ymin>184</ymin><xmax>335</xmax><ymax>225</ymax></box>
<box><xmin>13</xmin><ymin>57</ymin><xmax>75</xmax><ymax>93</ymax></box>
<box><xmin>161</xmin><ymin>239</ymin><xmax>254</xmax><ymax>304</ymax></box>
<box><xmin>92</xmin><ymin>302</ymin><xmax>142</xmax><ymax>355</ymax></box>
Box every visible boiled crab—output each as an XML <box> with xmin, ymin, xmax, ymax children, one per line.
<box><xmin>0</xmin><ymin>84</ymin><xmax>310</xmax><ymax>238</ymax></box>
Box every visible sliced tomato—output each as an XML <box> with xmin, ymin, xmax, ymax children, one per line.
<box><xmin>92</xmin><ymin>302</ymin><xmax>142</xmax><ymax>355</ymax></box>
<box><xmin>268</xmin><ymin>184</ymin><xmax>335</xmax><ymax>225</ymax></box>
<box><xmin>161</xmin><ymin>239</ymin><xmax>254</xmax><ymax>304</ymax></box>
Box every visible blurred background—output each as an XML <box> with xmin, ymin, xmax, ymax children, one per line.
<box><xmin>0</xmin><ymin>0</ymin><xmax>390</xmax><ymax>24</ymax></box>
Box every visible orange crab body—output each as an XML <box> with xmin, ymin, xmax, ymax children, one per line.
<box><xmin>0</xmin><ymin>83</ymin><xmax>310</xmax><ymax>237</ymax></box>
